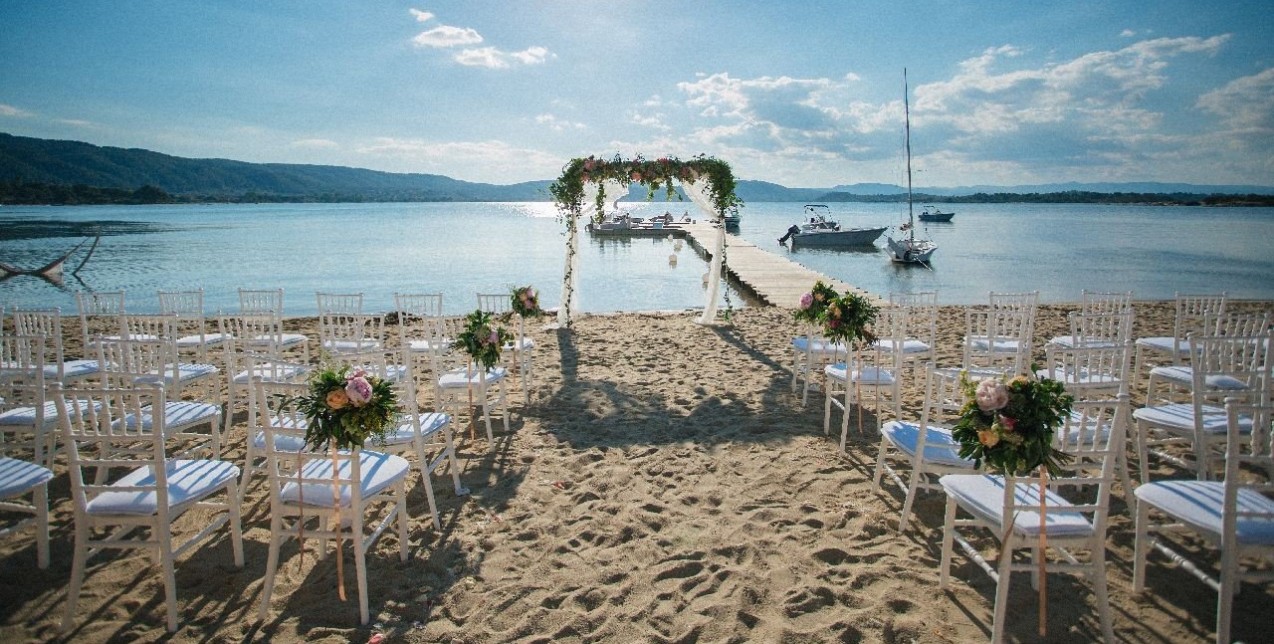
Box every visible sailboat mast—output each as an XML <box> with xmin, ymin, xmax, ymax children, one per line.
<box><xmin>904</xmin><ymin>68</ymin><xmax>915</xmax><ymax>244</ymax></box>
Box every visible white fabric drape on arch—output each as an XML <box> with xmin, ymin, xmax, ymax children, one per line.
<box><xmin>558</xmin><ymin>179</ymin><xmax>724</xmax><ymax>326</ymax></box>
<box><xmin>681</xmin><ymin>180</ymin><xmax>725</xmax><ymax>324</ymax></box>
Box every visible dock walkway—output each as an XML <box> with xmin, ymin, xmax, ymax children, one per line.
<box><xmin>677</xmin><ymin>222</ymin><xmax>883</xmax><ymax>309</ymax></box>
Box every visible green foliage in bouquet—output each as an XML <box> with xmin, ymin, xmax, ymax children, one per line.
<box><xmin>511</xmin><ymin>285</ymin><xmax>544</xmax><ymax>318</ymax></box>
<box><xmin>793</xmin><ymin>280</ymin><xmax>839</xmax><ymax>325</ymax></box>
<box><xmin>457</xmin><ymin>309</ymin><xmax>513</xmax><ymax>371</ymax></box>
<box><xmin>951</xmin><ymin>372</ymin><xmax>1074</xmax><ymax>476</ymax></box>
<box><xmin>821</xmin><ymin>292</ymin><xmax>879</xmax><ymax>347</ymax></box>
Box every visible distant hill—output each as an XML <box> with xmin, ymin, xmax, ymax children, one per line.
<box><xmin>2</xmin><ymin>132</ymin><xmax>1271</xmax><ymax>204</ymax></box>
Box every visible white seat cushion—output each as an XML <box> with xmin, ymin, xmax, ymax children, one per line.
<box><xmin>825</xmin><ymin>363</ymin><xmax>896</xmax><ymax>386</ymax></box>
<box><xmin>1133</xmin><ymin>403</ymin><xmax>1251</xmax><ymax>435</ymax></box>
<box><xmin>502</xmin><ymin>337</ymin><xmax>535</xmax><ymax>351</ymax></box>
<box><xmin>250</xmin><ymin>333</ymin><xmax>308</xmax><ymax>348</ymax></box>
<box><xmin>1135</xmin><ymin>480</ymin><xmax>1274</xmax><ymax>546</ymax></box>
<box><xmin>965</xmin><ymin>335</ymin><xmax>1021</xmax><ymax>353</ymax></box>
<box><xmin>322</xmin><ymin>339</ymin><xmax>383</xmax><ymax>352</ymax></box>
<box><xmin>280</xmin><ymin>450</ymin><xmax>410</xmax><ymax>508</ymax></box>
<box><xmin>873</xmin><ymin>338</ymin><xmax>931</xmax><ymax>354</ymax></box>
<box><xmin>792</xmin><ymin>336</ymin><xmax>847</xmax><ymax>355</ymax></box>
<box><xmin>0</xmin><ymin>401</ymin><xmax>61</xmax><ymax>427</ymax></box>
<box><xmin>252</xmin><ymin>416</ymin><xmax>310</xmax><ymax>453</ymax></box>
<box><xmin>134</xmin><ymin>363</ymin><xmax>219</xmax><ymax>388</ymax></box>
<box><xmin>0</xmin><ymin>457</ymin><xmax>54</xmax><ymax>498</ymax></box>
<box><xmin>1046</xmin><ymin>336</ymin><xmax>1119</xmax><ymax>349</ymax></box>
<box><xmin>44</xmin><ymin>359</ymin><xmax>101</xmax><ymax>380</ymax></box>
<box><xmin>438</xmin><ymin>367</ymin><xmax>507</xmax><ymax>389</ymax></box>
<box><xmin>940</xmin><ymin>474</ymin><xmax>1095</xmax><ymax>538</ymax></box>
<box><xmin>1034</xmin><ymin>367</ymin><xmax>1123</xmax><ymax>389</ymax></box>
<box><xmin>407</xmin><ymin>338</ymin><xmax>453</xmax><ymax>353</ymax></box>
<box><xmin>881</xmin><ymin>421</ymin><xmax>975</xmax><ymax>468</ymax></box>
<box><xmin>231</xmin><ymin>362</ymin><xmax>311</xmax><ymax>384</ymax></box>
<box><xmin>1148</xmin><ymin>365</ymin><xmax>1250</xmax><ymax>391</ymax></box>
<box><xmin>381</xmin><ymin>412</ymin><xmax>450</xmax><ymax>445</ymax></box>
<box><xmin>86</xmin><ymin>459</ymin><xmax>240</xmax><ymax>516</ymax></box>
<box><xmin>176</xmin><ymin>332</ymin><xmax>231</xmax><ymax>348</ymax></box>
<box><xmin>124</xmin><ymin>402</ymin><xmax>221</xmax><ymax>432</ymax></box>
<box><xmin>1135</xmin><ymin>336</ymin><xmax>1190</xmax><ymax>355</ymax></box>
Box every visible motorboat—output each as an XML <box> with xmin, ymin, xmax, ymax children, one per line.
<box><xmin>917</xmin><ymin>205</ymin><xmax>955</xmax><ymax>222</ymax></box>
<box><xmin>723</xmin><ymin>206</ymin><xmax>741</xmax><ymax>230</ymax></box>
<box><xmin>778</xmin><ymin>204</ymin><xmax>888</xmax><ymax>247</ymax></box>
<box><xmin>885</xmin><ymin>70</ymin><xmax>938</xmax><ymax>266</ymax></box>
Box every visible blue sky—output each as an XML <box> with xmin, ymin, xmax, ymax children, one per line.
<box><xmin>2</xmin><ymin>1</ymin><xmax>1272</xmax><ymax>188</ymax></box>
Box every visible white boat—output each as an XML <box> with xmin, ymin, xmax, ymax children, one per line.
<box><xmin>779</xmin><ymin>204</ymin><xmax>888</xmax><ymax>247</ymax></box>
<box><xmin>885</xmin><ymin>70</ymin><xmax>938</xmax><ymax>265</ymax></box>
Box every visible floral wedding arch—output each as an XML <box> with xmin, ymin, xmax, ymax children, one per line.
<box><xmin>549</xmin><ymin>154</ymin><xmax>741</xmax><ymax>327</ymax></box>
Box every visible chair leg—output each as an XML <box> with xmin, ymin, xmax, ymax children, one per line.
<box><xmin>354</xmin><ymin>516</ymin><xmax>370</xmax><ymax>626</ymax></box>
<box><xmin>822</xmin><ymin>387</ymin><xmax>833</xmax><ymax>436</ymax></box>
<box><xmin>992</xmin><ymin>536</ymin><xmax>1014</xmax><ymax>644</ymax></box>
<box><xmin>62</xmin><ymin>520</ymin><xmax>88</xmax><ymax>631</ymax></box>
<box><xmin>1132</xmin><ymin>499</ymin><xmax>1150</xmax><ymax>592</ymax></box>
<box><xmin>839</xmin><ymin>384</ymin><xmax>852</xmax><ymax>452</ymax></box>
<box><xmin>258</xmin><ymin>516</ymin><xmax>283</xmax><ymax>621</ymax></box>
<box><xmin>870</xmin><ymin>435</ymin><xmax>889</xmax><ymax>492</ymax></box>
<box><xmin>158</xmin><ymin>524</ymin><xmax>179</xmax><ymax>632</ymax></box>
<box><xmin>1092</xmin><ymin>545</ymin><xmax>1115</xmax><ymax>643</ymax></box>
<box><xmin>938</xmin><ymin>496</ymin><xmax>956</xmax><ymax>588</ymax></box>
<box><xmin>899</xmin><ymin>469</ymin><xmax>922</xmax><ymax>531</ymax></box>
<box><xmin>415</xmin><ymin>437</ymin><xmax>442</xmax><ymax>531</ymax></box>
<box><xmin>1218</xmin><ymin>547</ymin><xmax>1238</xmax><ymax>644</ymax></box>
<box><xmin>227</xmin><ymin>482</ymin><xmax>245</xmax><ymax>567</ymax></box>
<box><xmin>396</xmin><ymin>481</ymin><xmax>410</xmax><ymax>562</ymax></box>
<box><xmin>35</xmin><ymin>483</ymin><xmax>49</xmax><ymax>569</ymax></box>
<box><xmin>444</xmin><ymin>425</ymin><xmax>467</xmax><ymax>496</ymax></box>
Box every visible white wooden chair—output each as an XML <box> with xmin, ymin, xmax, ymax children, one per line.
<box><xmin>437</xmin><ymin>361</ymin><xmax>509</xmax><ymax>450</ymax></box>
<box><xmin>237</xmin><ymin>288</ymin><xmax>310</xmax><ymax>361</ymax></box>
<box><xmin>477</xmin><ymin>292</ymin><xmax>536</xmax><ymax>404</ymax></box>
<box><xmin>117</xmin><ymin>313</ymin><xmax>221</xmax><ymax>401</ymax></box>
<box><xmin>1145</xmin><ymin>311</ymin><xmax>1270</xmax><ymax>406</ymax></box>
<box><xmin>318</xmin><ymin>312</ymin><xmax>385</xmax><ymax>355</ymax></box>
<box><xmin>1133</xmin><ymin>331</ymin><xmax>1270</xmax><ymax>482</ymax></box>
<box><xmin>824</xmin><ymin>306</ymin><xmax>906</xmax><ymax>450</ymax></box>
<box><xmin>95</xmin><ymin>337</ymin><xmax>224</xmax><ymax>459</ymax></box>
<box><xmin>883</xmin><ymin>291</ymin><xmax>938</xmax><ymax>380</ymax></box>
<box><xmin>1133</xmin><ymin>398</ymin><xmax>1274</xmax><ymax>644</ymax></box>
<box><xmin>54</xmin><ymin>381</ymin><xmax>244</xmax><ymax>633</ymax></box>
<box><xmin>1079</xmin><ymin>289</ymin><xmax>1134</xmax><ymax>316</ymax></box>
<box><xmin>0</xmin><ymin>456</ymin><xmax>54</xmax><ymax>569</ymax></box>
<box><xmin>254</xmin><ymin>379</ymin><xmax>411</xmax><ymax>626</ymax></box>
<box><xmin>1047</xmin><ymin>309</ymin><xmax>1134</xmax><ymax>350</ymax></box>
<box><xmin>1133</xmin><ymin>292</ymin><xmax>1227</xmax><ymax>389</ymax></box>
<box><xmin>872</xmin><ymin>364</ymin><xmax>982</xmax><ymax>529</ymax></box>
<box><xmin>0</xmin><ymin>335</ymin><xmax>61</xmax><ymax>468</ymax></box>
<box><xmin>1036</xmin><ymin>340</ymin><xmax>1133</xmax><ymax>400</ymax></box>
<box><xmin>790</xmin><ymin>327</ymin><xmax>846</xmax><ymax>407</ymax></box>
<box><xmin>316</xmin><ymin>291</ymin><xmax>364</xmax><ymax>316</ymax></box>
<box><xmin>74</xmin><ymin>290</ymin><xmax>127</xmax><ymax>350</ymax></box>
<box><xmin>158</xmin><ymin>288</ymin><xmax>230</xmax><ymax>362</ymax></box>
<box><xmin>10</xmin><ymin>307</ymin><xmax>101</xmax><ymax>382</ymax></box>
<box><xmin>938</xmin><ymin>395</ymin><xmax>1130</xmax><ymax>642</ymax></box>
<box><xmin>394</xmin><ymin>292</ymin><xmax>453</xmax><ymax>392</ymax></box>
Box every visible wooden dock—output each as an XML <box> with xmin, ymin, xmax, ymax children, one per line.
<box><xmin>677</xmin><ymin>222</ymin><xmax>884</xmax><ymax>309</ymax></box>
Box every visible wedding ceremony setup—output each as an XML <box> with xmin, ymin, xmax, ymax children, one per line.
<box><xmin>1</xmin><ymin>158</ymin><xmax>1273</xmax><ymax>643</ymax></box>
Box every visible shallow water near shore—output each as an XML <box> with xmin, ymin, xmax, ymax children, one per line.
<box><xmin>1</xmin><ymin>201</ymin><xmax>1270</xmax><ymax>314</ymax></box>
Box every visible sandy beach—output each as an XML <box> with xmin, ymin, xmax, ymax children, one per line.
<box><xmin>2</xmin><ymin>299</ymin><xmax>1273</xmax><ymax>643</ymax></box>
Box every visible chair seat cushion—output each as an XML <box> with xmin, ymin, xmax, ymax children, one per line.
<box><xmin>438</xmin><ymin>367</ymin><xmax>507</xmax><ymax>388</ymax></box>
<box><xmin>381</xmin><ymin>412</ymin><xmax>450</xmax><ymax>446</ymax></box>
<box><xmin>232</xmin><ymin>362</ymin><xmax>311</xmax><ymax>384</ymax></box>
<box><xmin>176</xmin><ymin>332</ymin><xmax>231</xmax><ymax>347</ymax></box>
<box><xmin>1133</xmin><ymin>403</ymin><xmax>1251</xmax><ymax>435</ymax></box>
<box><xmin>44</xmin><ymin>359</ymin><xmax>101</xmax><ymax>380</ymax></box>
<box><xmin>124</xmin><ymin>402</ymin><xmax>222</xmax><ymax>431</ymax></box>
<box><xmin>407</xmin><ymin>338</ymin><xmax>453</xmax><ymax>353</ymax></box>
<box><xmin>250</xmin><ymin>333</ymin><xmax>308</xmax><ymax>348</ymax></box>
<box><xmin>1033</xmin><ymin>367</ymin><xmax>1123</xmax><ymax>389</ymax></box>
<box><xmin>881</xmin><ymin>421</ymin><xmax>975</xmax><ymax>468</ymax></box>
<box><xmin>965</xmin><ymin>335</ymin><xmax>1021</xmax><ymax>353</ymax></box>
<box><xmin>1135</xmin><ymin>480</ymin><xmax>1274</xmax><ymax>546</ymax></box>
<box><xmin>135</xmin><ymin>363</ymin><xmax>219</xmax><ymax>388</ymax></box>
<box><xmin>252</xmin><ymin>417</ymin><xmax>310</xmax><ymax>453</ymax></box>
<box><xmin>86</xmin><ymin>459</ymin><xmax>240</xmax><ymax>516</ymax></box>
<box><xmin>502</xmin><ymin>337</ymin><xmax>535</xmax><ymax>351</ymax></box>
<box><xmin>1046</xmin><ymin>336</ymin><xmax>1119</xmax><ymax>349</ymax></box>
<box><xmin>825</xmin><ymin>363</ymin><xmax>896</xmax><ymax>386</ymax></box>
<box><xmin>940</xmin><ymin>474</ymin><xmax>1095</xmax><ymax>538</ymax></box>
<box><xmin>791</xmin><ymin>336</ymin><xmax>847</xmax><ymax>355</ymax></box>
<box><xmin>1148</xmin><ymin>366</ymin><xmax>1250</xmax><ymax>391</ymax></box>
<box><xmin>321</xmin><ymin>339</ymin><xmax>383</xmax><ymax>352</ymax></box>
<box><xmin>0</xmin><ymin>401</ymin><xmax>61</xmax><ymax>427</ymax></box>
<box><xmin>0</xmin><ymin>457</ymin><xmax>54</xmax><ymax>498</ymax></box>
<box><xmin>873</xmin><ymin>338</ymin><xmax>931</xmax><ymax>354</ymax></box>
<box><xmin>280</xmin><ymin>450</ymin><xmax>410</xmax><ymax>508</ymax></box>
<box><xmin>1135</xmin><ymin>336</ymin><xmax>1190</xmax><ymax>355</ymax></box>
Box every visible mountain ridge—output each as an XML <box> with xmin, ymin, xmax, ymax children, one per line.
<box><xmin>3</xmin><ymin>132</ymin><xmax>1271</xmax><ymax>202</ymax></box>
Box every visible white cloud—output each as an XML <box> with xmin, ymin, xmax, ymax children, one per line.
<box><xmin>535</xmin><ymin>113</ymin><xmax>586</xmax><ymax>132</ymax></box>
<box><xmin>630</xmin><ymin>112</ymin><xmax>671</xmax><ymax>131</ymax></box>
<box><xmin>409</xmin><ymin>8</ymin><xmax>433</xmax><ymax>23</ymax></box>
<box><xmin>413</xmin><ymin>25</ymin><xmax>483</xmax><ymax>48</ymax></box>
<box><xmin>0</xmin><ymin>103</ymin><xmax>32</xmax><ymax>118</ymax></box>
<box><xmin>290</xmin><ymin>138</ymin><xmax>340</xmax><ymax>150</ymax></box>
<box><xmin>1120</xmin><ymin>29</ymin><xmax>1136</xmax><ymax>38</ymax></box>
<box><xmin>454</xmin><ymin>45</ymin><xmax>553</xmax><ymax>69</ymax></box>
<box><xmin>355</xmin><ymin>137</ymin><xmax>563</xmax><ymax>183</ymax></box>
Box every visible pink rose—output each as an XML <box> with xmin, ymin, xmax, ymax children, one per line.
<box><xmin>975</xmin><ymin>378</ymin><xmax>1009</xmax><ymax>412</ymax></box>
<box><xmin>487</xmin><ymin>330</ymin><xmax>499</xmax><ymax>345</ymax></box>
<box><xmin>800</xmin><ymin>292</ymin><xmax>814</xmax><ymax>309</ymax></box>
<box><xmin>631</xmin><ymin>171</ymin><xmax>642</xmax><ymax>181</ymax></box>
<box><xmin>345</xmin><ymin>376</ymin><xmax>373</xmax><ymax>407</ymax></box>
<box><xmin>325</xmin><ymin>388</ymin><xmax>349</xmax><ymax>410</ymax></box>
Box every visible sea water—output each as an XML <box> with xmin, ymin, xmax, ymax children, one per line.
<box><xmin>0</xmin><ymin>201</ymin><xmax>1271</xmax><ymax>315</ymax></box>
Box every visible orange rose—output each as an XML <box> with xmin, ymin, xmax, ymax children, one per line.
<box><xmin>326</xmin><ymin>388</ymin><xmax>349</xmax><ymax>410</ymax></box>
<box><xmin>977</xmin><ymin>429</ymin><xmax>1000</xmax><ymax>447</ymax></box>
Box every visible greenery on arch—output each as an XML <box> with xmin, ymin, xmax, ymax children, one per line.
<box><xmin>548</xmin><ymin>154</ymin><xmax>742</xmax><ymax>223</ymax></box>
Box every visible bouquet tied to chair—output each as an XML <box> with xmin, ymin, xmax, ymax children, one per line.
<box><xmin>457</xmin><ymin>309</ymin><xmax>513</xmax><ymax>371</ymax></box>
<box><xmin>795</xmin><ymin>280</ymin><xmax>879</xmax><ymax>349</ymax></box>
<box><xmin>297</xmin><ymin>365</ymin><xmax>399</xmax><ymax>451</ymax></box>
<box><xmin>950</xmin><ymin>371</ymin><xmax>1073</xmax><ymax>476</ymax></box>
<box><xmin>510</xmin><ymin>285</ymin><xmax>545</xmax><ymax>319</ymax></box>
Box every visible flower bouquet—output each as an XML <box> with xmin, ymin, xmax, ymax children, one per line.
<box><xmin>457</xmin><ymin>309</ymin><xmax>513</xmax><ymax>371</ymax></box>
<box><xmin>510</xmin><ymin>285</ymin><xmax>544</xmax><ymax>318</ymax></box>
<box><xmin>296</xmin><ymin>365</ymin><xmax>399</xmax><ymax>451</ymax></box>
<box><xmin>794</xmin><ymin>280</ymin><xmax>839</xmax><ymax>325</ymax></box>
<box><xmin>950</xmin><ymin>372</ymin><xmax>1074</xmax><ymax>476</ymax></box>
<box><xmin>821</xmin><ymin>291</ymin><xmax>878</xmax><ymax>348</ymax></box>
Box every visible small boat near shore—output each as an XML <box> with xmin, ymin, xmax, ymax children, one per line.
<box><xmin>885</xmin><ymin>70</ymin><xmax>938</xmax><ymax>266</ymax></box>
<box><xmin>778</xmin><ymin>204</ymin><xmax>887</xmax><ymax>248</ymax></box>
<box><xmin>917</xmin><ymin>205</ymin><xmax>954</xmax><ymax>222</ymax></box>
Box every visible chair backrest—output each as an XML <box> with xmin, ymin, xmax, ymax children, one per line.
<box><xmin>54</xmin><ymin>382</ymin><xmax>173</xmax><ymax>519</ymax></box>
<box><xmin>252</xmin><ymin>377</ymin><xmax>311</xmax><ymax>455</ymax></box>
<box><xmin>118</xmin><ymin>313</ymin><xmax>179</xmax><ymax>343</ymax></box>
<box><xmin>239</xmin><ymin>288</ymin><xmax>286</xmax><ymax>316</ymax></box>
<box><xmin>989</xmin><ymin>291</ymin><xmax>1039</xmax><ymax>312</ymax></box>
<box><xmin>862</xmin><ymin>306</ymin><xmax>908</xmax><ymax>371</ymax></box>
<box><xmin>1207</xmin><ymin>311</ymin><xmax>1271</xmax><ymax>338</ymax></box>
<box><xmin>317</xmin><ymin>313</ymin><xmax>384</xmax><ymax>354</ymax></box>
<box><xmin>1065</xmin><ymin>310</ymin><xmax>1134</xmax><ymax>347</ymax></box>
<box><xmin>10</xmin><ymin>308</ymin><xmax>69</xmax><ymax>368</ymax></box>
<box><xmin>394</xmin><ymin>292</ymin><xmax>446</xmax><ymax>347</ymax></box>
<box><xmin>1080</xmin><ymin>290</ymin><xmax>1134</xmax><ymax>316</ymax></box>
<box><xmin>963</xmin><ymin>307</ymin><xmax>1035</xmax><ymax>373</ymax></box>
<box><xmin>316</xmin><ymin>292</ymin><xmax>364</xmax><ymax>316</ymax></box>
<box><xmin>95</xmin><ymin>337</ymin><xmax>181</xmax><ymax>388</ymax></box>
<box><xmin>1172</xmin><ymin>292</ymin><xmax>1227</xmax><ymax>340</ymax></box>
<box><xmin>476</xmin><ymin>293</ymin><xmax>512</xmax><ymax>316</ymax></box>
<box><xmin>157</xmin><ymin>289</ymin><xmax>206</xmax><ymax>317</ymax></box>
<box><xmin>1040</xmin><ymin>341</ymin><xmax>1132</xmax><ymax>400</ymax></box>
<box><xmin>890</xmin><ymin>291</ymin><xmax>938</xmax><ymax>345</ymax></box>
<box><xmin>1186</xmin><ymin>331</ymin><xmax>1270</xmax><ymax>405</ymax></box>
<box><xmin>75</xmin><ymin>291</ymin><xmax>126</xmax><ymax>348</ymax></box>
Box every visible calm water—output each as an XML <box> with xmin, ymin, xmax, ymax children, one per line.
<box><xmin>1</xmin><ymin>201</ymin><xmax>1271</xmax><ymax>316</ymax></box>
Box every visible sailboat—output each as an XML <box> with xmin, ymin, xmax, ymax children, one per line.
<box><xmin>885</xmin><ymin>69</ymin><xmax>938</xmax><ymax>265</ymax></box>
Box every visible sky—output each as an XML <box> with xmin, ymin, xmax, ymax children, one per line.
<box><xmin>2</xmin><ymin>1</ymin><xmax>1272</xmax><ymax>188</ymax></box>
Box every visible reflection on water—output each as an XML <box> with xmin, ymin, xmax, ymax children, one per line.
<box><xmin>0</xmin><ymin>218</ymin><xmax>196</xmax><ymax>241</ymax></box>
